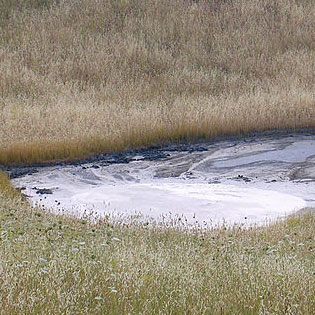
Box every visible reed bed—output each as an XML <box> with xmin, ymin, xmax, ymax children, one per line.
<box><xmin>0</xmin><ymin>0</ymin><xmax>314</xmax><ymax>165</ymax></box>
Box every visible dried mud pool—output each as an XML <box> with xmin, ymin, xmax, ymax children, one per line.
<box><xmin>8</xmin><ymin>133</ymin><xmax>315</xmax><ymax>227</ymax></box>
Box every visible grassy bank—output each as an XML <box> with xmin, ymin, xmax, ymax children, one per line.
<box><xmin>1</xmin><ymin>0</ymin><xmax>315</xmax><ymax>165</ymax></box>
<box><xmin>0</xmin><ymin>184</ymin><xmax>314</xmax><ymax>314</ymax></box>
<box><xmin>1</xmin><ymin>1</ymin><xmax>315</xmax><ymax>312</ymax></box>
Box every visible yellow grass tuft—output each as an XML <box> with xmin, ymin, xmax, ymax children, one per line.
<box><xmin>0</xmin><ymin>171</ymin><xmax>20</xmax><ymax>198</ymax></box>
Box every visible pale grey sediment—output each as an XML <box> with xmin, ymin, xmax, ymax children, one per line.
<box><xmin>8</xmin><ymin>133</ymin><xmax>315</xmax><ymax>226</ymax></box>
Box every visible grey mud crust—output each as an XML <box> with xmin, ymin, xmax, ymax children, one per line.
<box><xmin>10</xmin><ymin>132</ymin><xmax>315</xmax><ymax>227</ymax></box>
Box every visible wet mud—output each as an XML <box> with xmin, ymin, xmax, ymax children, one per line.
<box><xmin>5</xmin><ymin>132</ymin><xmax>315</xmax><ymax>226</ymax></box>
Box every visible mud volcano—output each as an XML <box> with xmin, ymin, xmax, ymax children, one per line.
<box><xmin>11</xmin><ymin>133</ymin><xmax>315</xmax><ymax>226</ymax></box>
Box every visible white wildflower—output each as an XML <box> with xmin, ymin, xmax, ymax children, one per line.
<box><xmin>95</xmin><ymin>296</ymin><xmax>103</xmax><ymax>300</ymax></box>
<box><xmin>40</xmin><ymin>268</ymin><xmax>48</xmax><ymax>274</ymax></box>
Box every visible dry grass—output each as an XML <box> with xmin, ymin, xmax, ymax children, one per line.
<box><xmin>0</xmin><ymin>171</ymin><xmax>20</xmax><ymax>198</ymax></box>
<box><xmin>1</xmin><ymin>2</ymin><xmax>314</xmax><ymax>312</ymax></box>
<box><xmin>0</xmin><ymin>185</ymin><xmax>314</xmax><ymax>314</ymax></box>
<box><xmin>0</xmin><ymin>0</ymin><xmax>314</xmax><ymax>165</ymax></box>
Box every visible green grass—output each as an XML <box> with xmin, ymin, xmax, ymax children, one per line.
<box><xmin>0</xmin><ymin>181</ymin><xmax>314</xmax><ymax>314</ymax></box>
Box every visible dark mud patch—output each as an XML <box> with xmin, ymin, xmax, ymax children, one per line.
<box><xmin>34</xmin><ymin>187</ymin><xmax>53</xmax><ymax>195</ymax></box>
<box><xmin>2</xmin><ymin>129</ymin><xmax>315</xmax><ymax>179</ymax></box>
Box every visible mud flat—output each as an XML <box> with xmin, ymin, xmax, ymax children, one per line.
<box><xmin>10</xmin><ymin>133</ymin><xmax>315</xmax><ymax>226</ymax></box>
